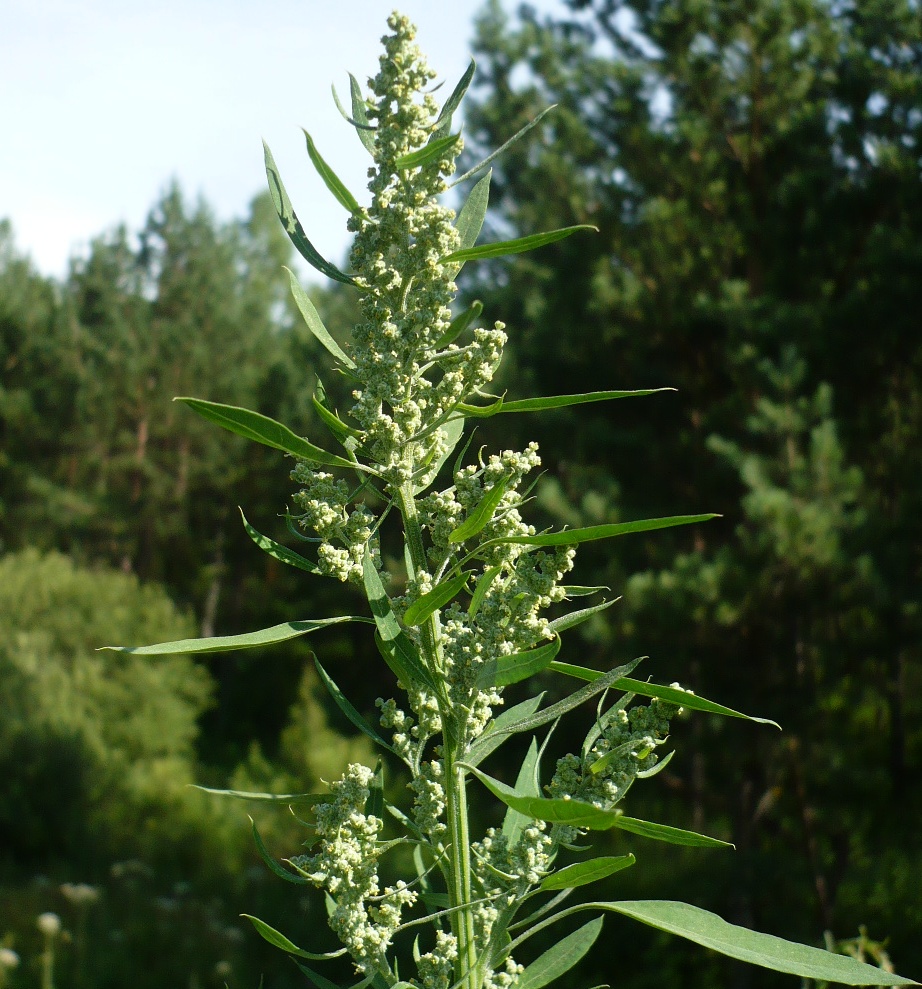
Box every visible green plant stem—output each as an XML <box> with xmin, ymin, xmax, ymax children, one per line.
<box><xmin>398</xmin><ymin>481</ymin><xmax>479</xmax><ymax>989</ymax></box>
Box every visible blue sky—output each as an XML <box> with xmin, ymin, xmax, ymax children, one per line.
<box><xmin>1</xmin><ymin>0</ymin><xmax>567</xmax><ymax>281</ymax></box>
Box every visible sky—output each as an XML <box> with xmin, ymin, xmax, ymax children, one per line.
<box><xmin>1</xmin><ymin>0</ymin><xmax>569</xmax><ymax>282</ymax></box>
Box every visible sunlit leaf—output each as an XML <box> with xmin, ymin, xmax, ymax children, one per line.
<box><xmin>540</xmin><ymin>855</ymin><xmax>635</xmax><ymax>891</ymax></box>
<box><xmin>433</xmin><ymin>300</ymin><xmax>483</xmax><ymax>350</ymax></box>
<box><xmin>441</xmin><ymin>225</ymin><xmax>597</xmax><ymax>265</ymax></box>
<box><xmin>614</xmin><ymin>817</ymin><xmax>732</xmax><ymax>848</ymax></box>
<box><xmin>476</xmin><ymin>636</ymin><xmax>561</xmax><ymax>688</ymax></box>
<box><xmin>403</xmin><ymin>571</ymin><xmax>472</xmax><ymax>626</ymax></box>
<box><xmin>502</xmin><ymin>737</ymin><xmax>541</xmax><ymax>845</ymax></box>
<box><xmin>480</xmin><ymin>515</ymin><xmax>718</xmax><ymax>550</ymax></box>
<box><xmin>465</xmin><ymin>694</ymin><xmax>546</xmax><ymax>768</ymax></box>
<box><xmin>497</xmin><ymin>388</ymin><xmax>674</xmax><ymax>414</ymax></box>
<box><xmin>286</xmin><ymin>268</ymin><xmax>356</xmax><ymax>368</ymax></box>
<box><xmin>434</xmin><ymin>59</ymin><xmax>475</xmax><ymax>136</ymax></box>
<box><xmin>449</xmin><ymin>474</ymin><xmax>512</xmax><ymax>543</ymax></box>
<box><xmin>395</xmin><ymin>133</ymin><xmax>461</xmax><ymax>170</ymax></box>
<box><xmin>315</xmin><ymin>660</ymin><xmax>399</xmax><ymax>756</ymax></box>
<box><xmin>240</xmin><ymin>508</ymin><xmax>320</xmax><ymax>574</ymax></box>
<box><xmin>517</xmin><ymin>918</ymin><xmax>603</xmax><ymax>989</ymax></box>
<box><xmin>192</xmin><ymin>786</ymin><xmax>328</xmax><ymax>804</ymax></box>
<box><xmin>549</xmin><ymin>599</ymin><xmax>618</xmax><ymax>634</ymax></box>
<box><xmin>242</xmin><ymin>914</ymin><xmax>346</xmax><ymax>961</ymax></box>
<box><xmin>303</xmin><ymin>130</ymin><xmax>361</xmax><ymax>215</ymax></box>
<box><xmin>451</xmin><ymin>104</ymin><xmax>557</xmax><ymax>186</ymax></box>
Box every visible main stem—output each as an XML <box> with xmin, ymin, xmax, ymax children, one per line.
<box><xmin>397</xmin><ymin>483</ymin><xmax>480</xmax><ymax>989</ymax></box>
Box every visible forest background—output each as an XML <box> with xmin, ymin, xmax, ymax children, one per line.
<box><xmin>1</xmin><ymin>1</ymin><xmax>919</xmax><ymax>987</ymax></box>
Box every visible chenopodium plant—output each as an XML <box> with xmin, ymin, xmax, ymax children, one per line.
<box><xmin>106</xmin><ymin>13</ymin><xmax>916</xmax><ymax>989</ymax></box>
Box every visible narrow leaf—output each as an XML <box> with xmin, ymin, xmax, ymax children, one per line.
<box><xmin>451</xmin><ymin>104</ymin><xmax>556</xmax><ymax>186</ymax></box>
<box><xmin>517</xmin><ymin>918</ymin><xmax>603</xmax><ymax>989</ymax></box>
<box><xmin>435</xmin><ymin>59</ymin><xmax>475</xmax><ymax>135</ymax></box>
<box><xmin>561</xmin><ymin>585</ymin><xmax>610</xmax><ymax>598</ymax></box>
<box><xmin>468</xmin><ymin>565</ymin><xmax>502</xmax><ymax>618</ymax></box>
<box><xmin>315</xmin><ymin>661</ymin><xmax>398</xmax><ymax>756</ymax></box>
<box><xmin>287</xmin><ymin>268</ymin><xmax>356</xmax><ymax>368</ymax></box>
<box><xmin>549</xmin><ymin>664</ymin><xmax>779</xmax><ymax>728</ymax></box>
<box><xmin>263</xmin><ymin>142</ymin><xmax>356</xmax><ymax>285</ymax></box>
<box><xmin>403</xmin><ymin>571</ymin><xmax>472</xmax><ymax>626</ymax></box>
<box><xmin>441</xmin><ymin>225</ymin><xmax>597</xmax><ymax>265</ymax></box>
<box><xmin>240</xmin><ymin>508</ymin><xmax>320</xmax><ymax>574</ymax></box>
<box><xmin>175</xmin><ymin>397</ymin><xmax>365</xmax><ymax>472</ymax></box>
<box><xmin>447</xmin><ymin>171</ymin><xmax>491</xmax><ymax>276</ymax></box>
<box><xmin>502</xmin><ymin>737</ymin><xmax>541</xmax><ymax>844</ymax></box>
<box><xmin>363</xmin><ymin>550</ymin><xmax>433</xmax><ymax>689</ymax></box>
<box><xmin>396</xmin><ymin>133</ymin><xmax>461</xmax><ymax>171</ymax></box>
<box><xmin>600</xmin><ymin>901</ymin><xmax>917</xmax><ymax>985</ymax></box>
<box><xmin>476</xmin><ymin>636</ymin><xmax>561</xmax><ymax>689</ymax></box>
<box><xmin>101</xmin><ymin>616</ymin><xmax>360</xmax><ymax>655</ymax></box>
<box><xmin>251</xmin><ymin>819</ymin><xmax>310</xmax><ymax>885</ymax></box>
<box><xmin>348</xmin><ymin>73</ymin><xmax>377</xmax><ymax>154</ymax></box>
<box><xmin>449</xmin><ymin>475</ymin><xmax>512</xmax><ymax>543</ymax></box>
<box><xmin>412</xmin><ymin>416</ymin><xmax>465</xmax><ymax>495</ymax></box>
<box><xmin>303</xmin><ymin>130</ymin><xmax>361</xmax><ymax>214</ymax></box>
<box><xmin>614</xmin><ymin>817</ymin><xmax>732</xmax><ymax>848</ymax></box>
<box><xmin>193</xmin><ymin>785</ymin><xmax>328</xmax><ymax>804</ymax></box>
<box><xmin>434</xmin><ymin>300</ymin><xmax>483</xmax><ymax>350</ymax></box>
<box><xmin>241</xmin><ymin>915</ymin><xmax>346</xmax><ymax>961</ymax></box>
<box><xmin>456</xmin><ymin>397</ymin><xmax>505</xmax><ymax>418</ymax></box>
<box><xmin>540</xmin><ymin>855</ymin><xmax>635</xmax><ymax>891</ymax></box>
<box><xmin>312</xmin><ymin>396</ymin><xmax>362</xmax><ymax>451</ymax></box>
<box><xmin>293</xmin><ymin>963</ymin><xmax>342</xmax><ymax>989</ymax></box>
<box><xmin>549</xmin><ymin>599</ymin><xmax>617</xmax><ymax>635</ymax></box>
<box><xmin>483</xmin><ymin>515</ymin><xmax>719</xmax><ymax>549</ymax></box>
<box><xmin>465</xmin><ymin>694</ymin><xmax>545</xmax><ymax>768</ymax></box>
<box><xmin>497</xmin><ymin>388</ymin><xmax>675</xmax><ymax>414</ymax></box>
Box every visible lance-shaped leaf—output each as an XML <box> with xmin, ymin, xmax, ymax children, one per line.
<box><xmin>293</xmin><ymin>963</ymin><xmax>341</xmax><ymax>989</ymax></box>
<box><xmin>613</xmin><ymin>817</ymin><xmax>732</xmax><ymax>849</ymax></box>
<box><xmin>456</xmin><ymin>397</ymin><xmax>505</xmax><ymax>418</ymax></box>
<box><xmin>303</xmin><ymin>130</ymin><xmax>361</xmax><ymax>215</ymax></box>
<box><xmin>287</xmin><ymin>268</ymin><xmax>356</xmax><ymax>368</ymax></box>
<box><xmin>349</xmin><ymin>73</ymin><xmax>377</xmax><ymax>154</ymax></box>
<box><xmin>597</xmin><ymin>902</ymin><xmax>918</xmax><ymax>985</ymax></box>
<box><xmin>240</xmin><ymin>508</ymin><xmax>320</xmax><ymax>574</ymax></box>
<box><xmin>434</xmin><ymin>59</ymin><xmax>475</xmax><ymax>136</ymax></box>
<box><xmin>100</xmin><ymin>615</ymin><xmax>361</xmax><ymax>655</ymax></box>
<box><xmin>395</xmin><ymin>133</ymin><xmax>461</xmax><ymax>171</ymax></box>
<box><xmin>480</xmin><ymin>514</ymin><xmax>719</xmax><ymax>551</ymax></box>
<box><xmin>496</xmin><ymin>388</ymin><xmax>675</xmax><ymax>415</ymax></box>
<box><xmin>451</xmin><ymin>104</ymin><xmax>556</xmax><ymax>186</ymax></box>
<box><xmin>242</xmin><ymin>914</ymin><xmax>347</xmax><ymax>961</ymax></box>
<box><xmin>433</xmin><ymin>299</ymin><xmax>483</xmax><ymax>350</ymax></box>
<box><xmin>363</xmin><ymin>550</ymin><xmax>434</xmax><ymax>690</ymax></box>
<box><xmin>449</xmin><ymin>474</ymin><xmax>513</xmax><ymax>543</ymax></box>
<box><xmin>476</xmin><ymin>635</ymin><xmax>561</xmax><ymax>689</ymax></box>
<box><xmin>539</xmin><ymin>855</ymin><xmax>635</xmax><ymax>891</ymax></box>
<box><xmin>175</xmin><ymin>397</ymin><xmax>367</xmax><ymax>472</ymax></box>
<box><xmin>517</xmin><ymin>917</ymin><xmax>603</xmax><ymax>989</ymax></box>
<box><xmin>251</xmin><ymin>819</ymin><xmax>311</xmax><ymax>885</ymax></box>
<box><xmin>412</xmin><ymin>416</ymin><xmax>465</xmax><ymax>495</ymax></box>
<box><xmin>403</xmin><ymin>571</ymin><xmax>472</xmax><ymax>627</ymax></box>
<box><xmin>441</xmin><ymin>225</ymin><xmax>597</xmax><ymax>265</ymax></box>
<box><xmin>465</xmin><ymin>694</ymin><xmax>545</xmax><ymax>768</ymax></box>
<box><xmin>315</xmin><ymin>660</ymin><xmax>399</xmax><ymax>757</ymax></box>
<box><xmin>193</xmin><ymin>785</ymin><xmax>329</xmax><ymax>804</ymax></box>
<box><xmin>312</xmin><ymin>395</ymin><xmax>363</xmax><ymax>452</ymax></box>
<box><xmin>548</xmin><ymin>662</ymin><xmax>780</xmax><ymax>728</ymax></box>
<box><xmin>468</xmin><ymin>565</ymin><xmax>502</xmax><ymax>618</ymax></box>
<box><xmin>446</xmin><ymin>172</ymin><xmax>491</xmax><ymax>277</ymax></box>
<box><xmin>561</xmin><ymin>584</ymin><xmax>610</xmax><ymax>598</ymax></box>
<box><xmin>549</xmin><ymin>599</ymin><xmax>618</xmax><ymax>635</ymax></box>
<box><xmin>264</xmin><ymin>142</ymin><xmax>356</xmax><ymax>285</ymax></box>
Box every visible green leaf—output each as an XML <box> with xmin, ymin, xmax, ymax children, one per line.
<box><xmin>433</xmin><ymin>300</ymin><xmax>483</xmax><ymax>350</ymax></box>
<box><xmin>484</xmin><ymin>514</ymin><xmax>718</xmax><ymax>549</ymax></box>
<box><xmin>447</xmin><ymin>171</ymin><xmax>491</xmax><ymax>276</ymax></box>
<box><xmin>312</xmin><ymin>395</ymin><xmax>362</xmax><ymax>451</ymax></box>
<box><xmin>263</xmin><ymin>142</ymin><xmax>357</xmax><ymax>285</ymax></box>
<box><xmin>349</xmin><ymin>73</ymin><xmax>377</xmax><ymax>154</ymax></box>
<box><xmin>367</xmin><ymin>759</ymin><xmax>384</xmax><ymax>820</ymax></box>
<box><xmin>451</xmin><ymin>104</ymin><xmax>557</xmax><ymax>186</ymax></box>
<box><xmin>403</xmin><ymin>571</ymin><xmax>472</xmax><ymax>626</ymax></box>
<box><xmin>363</xmin><ymin>550</ymin><xmax>434</xmax><ymax>689</ymax></box>
<box><xmin>614</xmin><ymin>817</ymin><xmax>732</xmax><ymax>848</ymax></box>
<box><xmin>548</xmin><ymin>664</ymin><xmax>779</xmax><ymax>728</ymax></box>
<box><xmin>412</xmin><ymin>416</ymin><xmax>465</xmax><ymax>495</ymax></box>
<box><xmin>441</xmin><ymin>225</ymin><xmax>597</xmax><ymax>265</ymax></box>
<box><xmin>240</xmin><ymin>508</ymin><xmax>320</xmax><ymax>574</ymax></box>
<box><xmin>395</xmin><ymin>133</ymin><xmax>461</xmax><ymax>170</ymax></box>
<box><xmin>250</xmin><ymin>819</ymin><xmax>310</xmax><ymax>885</ymax></box>
<box><xmin>476</xmin><ymin>636</ymin><xmax>561</xmax><ymax>689</ymax></box>
<box><xmin>502</xmin><ymin>737</ymin><xmax>541</xmax><ymax>844</ymax></box>
<box><xmin>456</xmin><ymin>397</ymin><xmax>505</xmax><ymax>418</ymax></box>
<box><xmin>286</xmin><ymin>268</ymin><xmax>356</xmax><ymax>368</ymax></box>
<box><xmin>100</xmin><ymin>616</ymin><xmax>360</xmax><ymax>655</ymax></box>
<box><xmin>540</xmin><ymin>855</ymin><xmax>635</xmax><ymax>891</ymax></box>
<box><xmin>175</xmin><ymin>397</ymin><xmax>367</xmax><ymax>472</ymax></box>
<box><xmin>315</xmin><ymin>661</ymin><xmax>399</xmax><ymax>757</ymax></box>
<box><xmin>468</xmin><ymin>565</ymin><xmax>502</xmax><ymax>618</ymax></box>
<box><xmin>241</xmin><ymin>914</ymin><xmax>346</xmax><ymax>961</ymax></box>
<box><xmin>549</xmin><ymin>599</ymin><xmax>618</xmax><ymax>635</ymax></box>
<box><xmin>599</xmin><ymin>902</ymin><xmax>918</xmax><ymax>985</ymax></box>
<box><xmin>434</xmin><ymin>59</ymin><xmax>475</xmax><ymax>136</ymax></box>
<box><xmin>449</xmin><ymin>474</ymin><xmax>512</xmax><ymax>543</ymax></box>
<box><xmin>517</xmin><ymin>918</ymin><xmax>604</xmax><ymax>989</ymax></box>
<box><xmin>193</xmin><ymin>786</ymin><xmax>328</xmax><ymax>804</ymax></box>
<box><xmin>303</xmin><ymin>130</ymin><xmax>361</xmax><ymax>215</ymax></box>
<box><xmin>561</xmin><ymin>585</ymin><xmax>610</xmax><ymax>598</ymax></box>
<box><xmin>293</xmin><ymin>963</ymin><xmax>342</xmax><ymax>989</ymax></box>
<box><xmin>497</xmin><ymin>388</ymin><xmax>675</xmax><ymax>414</ymax></box>
<box><xmin>465</xmin><ymin>694</ymin><xmax>545</xmax><ymax>768</ymax></box>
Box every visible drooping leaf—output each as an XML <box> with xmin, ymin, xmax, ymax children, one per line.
<box><xmin>502</xmin><ymin>737</ymin><xmax>541</xmax><ymax>845</ymax></box>
<box><xmin>613</xmin><ymin>817</ymin><xmax>732</xmax><ymax>849</ymax></box>
<box><xmin>240</xmin><ymin>508</ymin><xmax>320</xmax><ymax>574</ymax></box>
<box><xmin>456</xmin><ymin>397</ymin><xmax>505</xmax><ymax>418</ymax></box>
<box><xmin>540</xmin><ymin>855</ymin><xmax>635</xmax><ymax>891</ymax></box>
<box><xmin>451</xmin><ymin>104</ymin><xmax>557</xmax><ymax>186</ymax></box>
<box><xmin>636</xmin><ymin>749</ymin><xmax>676</xmax><ymax>779</ymax></box>
<box><xmin>496</xmin><ymin>388</ymin><xmax>675</xmax><ymax>414</ymax></box>
<box><xmin>403</xmin><ymin>571</ymin><xmax>472</xmax><ymax>626</ymax></box>
<box><xmin>433</xmin><ymin>300</ymin><xmax>483</xmax><ymax>350</ymax></box>
<box><xmin>241</xmin><ymin>914</ymin><xmax>346</xmax><ymax>961</ymax></box>
<box><xmin>293</xmin><ymin>962</ymin><xmax>342</xmax><ymax>989</ymax></box>
<box><xmin>598</xmin><ymin>902</ymin><xmax>918</xmax><ymax>985</ymax></box>
<box><xmin>363</xmin><ymin>550</ymin><xmax>434</xmax><ymax>689</ymax></box>
<box><xmin>548</xmin><ymin>663</ymin><xmax>780</xmax><ymax>728</ymax></box>
<box><xmin>434</xmin><ymin>59</ymin><xmax>475</xmax><ymax>136</ymax></box>
<box><xmin>517</xmin><ymin>918</ymin><xmax>604</xmax><ymax>989</ymax></box>
<box><xmin>449</xmin><ymin>474</ymin><xmax>513</xmax><ymax>543</ymax></box>
<box><xmin>476</xmin><ymin>636</ymin><xmax>561</xmax><ymax>689</ymax></box>
<box><xmin>101</xmin><ymin>615</ymin><xmax>362</xmax><ymax>655</ymax></box>
<box><xmin>481</xmin><ymin>515</ymin><xmax>719</xmax><ymax>550</ymax></box>
<box><xmin>315</xmin><ymin>660</ymin><xmax>399</xmax><ymax>756</ymax></box>
<box><xmin>312</xmin><ymin>395</ymin><xmax>363</xmax><ymax>451</ymax></box>
<box><xmin>175</xmin><ymin>397</ymin><xmax>367</xmax><ymax>472</ymax></box>
<box><xmin>548</xmin><ymin>599</ymin><xmax>618</xmax><ymax>635</ymax></box>
<box><xmin>251</xmin><ymin>819</ymin><xmax>311</xmax><ymax>885</ymax></box>
<box><xmin>303</xmin><ymin>130</ymin><xmax>361</xmax><ymax>215</ymax></box>
<box><xmin>440</xmin><ymin>225</ymin><xmax>597</xmax><ymax>265</ymax></box>
<box><xmin>465</xmin><ymin>694</ymin><xmax>545</xmax><ymax>768</ymax></box>
<box><xmin>263</xmin><ymin>142</ymin><xmax>357</xmax><ymax>285</ymax></box>
<box><xmin>286</xmin><ymin>268</ymin><xmax>356</xmax><ymax>368</ymax></box>
<box><xmin>395</xmin><ymin>133</ymin><xmax>461</xmax><ymax>171</ymax></box>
